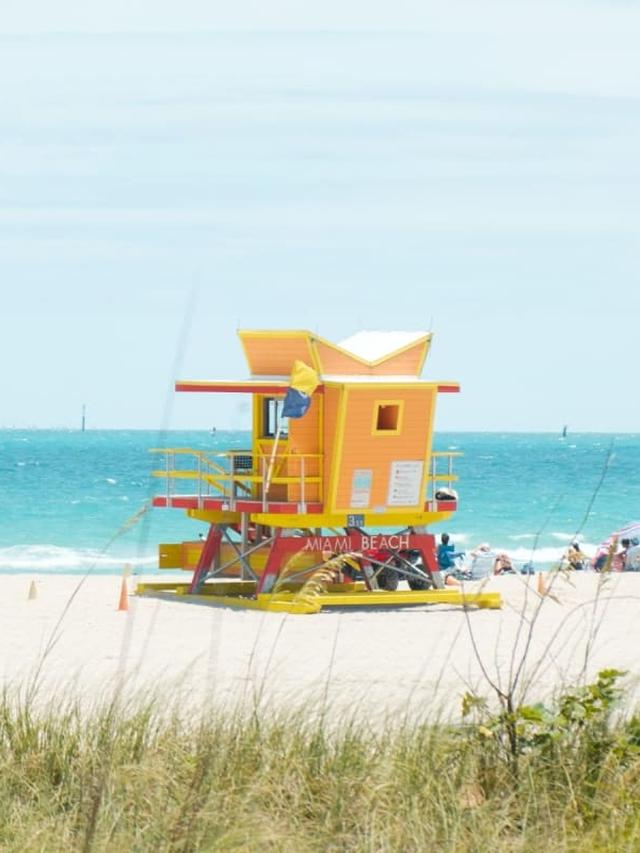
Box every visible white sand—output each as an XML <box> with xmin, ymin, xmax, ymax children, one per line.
<box><xmin>2</xmin><ymin>572</ymin><xmax>640</xmax><ymax>719</ymax></box>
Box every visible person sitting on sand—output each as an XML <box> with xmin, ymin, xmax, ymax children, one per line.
<box><xmin>470</xmin><ymin>543</ymin><xmax>491</xmax><ymax>559</ymax></box>
<box><xmin>565</xmin><ymin>541</ymin><xmax>587</xmax><ymax>571</ymax></box>
<box><xmin>594</xmin><ymin>537</ymin><xmax>637</xmax><ymax>572</ymax></box>
<box><xmin>451</xmin><ymin>543</ymin><xmax>493</xmax><ymax>580</ymax></box>
<box><xmin>593</xmin><ymin>550</ymin><xmax>608</xmax><ymax>572</ymax></box>
<box><xmin>466</xmin><ymin>543</ymin><xmax>493</xmax><ymax>578</ymax></box>
<box><xmin>615</xmin><ymin>538</ymin><xmax>631</xmax><ymax>572</ymax></box>
<box><xmin>493</xmin><ymin>552</ymin><xmax>514</xmax><ymax>575</ymax></box>
<box><xmin>436</xmin><ymin>532</ymin><xmax>465</xmax><ymax>572</ymax></box>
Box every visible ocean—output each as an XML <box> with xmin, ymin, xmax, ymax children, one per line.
<box><xmin>1</xmin><ymin>429</ymin><xmax>638</xmax><ymax>574</ymax></box>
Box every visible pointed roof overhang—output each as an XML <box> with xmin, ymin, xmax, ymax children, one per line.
<box><xmin>175</xmin><ymin>378</ymin><xmax>458</xmax><ymax>394</ymax></box>
<box><xmin>175</xmin><ymin>379</ymin><xmax>298</xmax><ymax>394</ymax></box>
<box><xmin>238</xmin><ymin>329</ymin><xmax>432</xmax><ymax>377</ymax></box>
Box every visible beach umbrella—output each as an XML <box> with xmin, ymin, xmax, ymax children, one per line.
<box><xmin>595</xmin><ymin>521</ymin><xmax>640</xmax><ymax>568</ymax></box>
<box><xmin>599</xmin><ymin>521</ymin><xmax>640</xmax><ymax>550</ymax></box>
<box><xmin>614</xmin><ymin>521</ymin><xmax>640</xmax><ymax>542</ymax></box>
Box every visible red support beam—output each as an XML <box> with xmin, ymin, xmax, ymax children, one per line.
<box><xmin>255</xmin><ymin>530</ymin><xmax>439</xmax><ymax>594</ymax></box>
<box><xmin>188</xmin><ymin>524</ymin><xmax>222</xmax><ymax>593</ymax></box>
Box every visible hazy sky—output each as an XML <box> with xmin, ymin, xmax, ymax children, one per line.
<box><xmin>1</xmin><ymin>1</ymin><xmax>639</xmax><ymax>431</ymax></box>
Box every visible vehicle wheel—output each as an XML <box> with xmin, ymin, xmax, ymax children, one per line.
<box><xmin>376</xmin><ymin>566</ymin><xmax>399</xmax><ymax>591</ymax></box>
<box><xmin>406</xmin><ymin>560</ymin><xmax>437</xmax><ymax>590</ymax></box>
<box><xmin>407</xmin><ymin>575</ymin><xmax>432</xmax><ymax>590</ymax></box>
<box><xmin>399</xmin><ymin>552</ymin><xmax>435</xmax><ymax>590</ymax></box>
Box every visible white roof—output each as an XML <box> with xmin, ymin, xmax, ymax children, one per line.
<box><xmin>337</xmin><ymin>330</ymin><xmax>428</xmax><ymax>362</ymax></box>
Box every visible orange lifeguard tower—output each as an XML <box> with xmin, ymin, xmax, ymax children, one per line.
<box><xmin>139</xmin><ymin>330</ymin><xmax>501</xmax><ymax>612</ymax></box>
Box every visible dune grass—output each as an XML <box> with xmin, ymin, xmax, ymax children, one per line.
<box><xmin>2</xmin><ymin>671</ymin><xmax>640</xmax><ymax>852</ymax></box>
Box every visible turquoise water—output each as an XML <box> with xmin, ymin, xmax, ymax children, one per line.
<box><xmin>0</xmin><ymin>430</ymin><xmax>638</xmax><ymax>573</ymax></box>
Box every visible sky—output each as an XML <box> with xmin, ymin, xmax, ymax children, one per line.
<box><xmin>1</xmin><ymin>1</ymin><xmax>639</xmax><ymax>431</ymax></box>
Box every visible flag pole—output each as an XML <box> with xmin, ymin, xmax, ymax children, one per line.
<box><xmin>264</xmin><ymin>422</ymin><xmax>283</xmax><ymax>497</ymax></box>
<box><xmin>263</xmin><ymin>360</ymin><xmax>318</xmax><ymax>500</ymax></box>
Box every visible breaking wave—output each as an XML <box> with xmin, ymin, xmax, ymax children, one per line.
<box><xmin>0</xmin><ymin>544</ymin><xmax>157</xmax><ymax>573</ymax></box>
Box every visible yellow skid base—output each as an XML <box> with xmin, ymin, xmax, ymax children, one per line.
<box><xmin>136</xmin><ymin>581</ymin><xmax>502</xmax><ymax>614</ymax></box>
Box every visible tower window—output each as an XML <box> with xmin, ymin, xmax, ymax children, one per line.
<box><xmin>262</xmin><ymin>398</ymin><xmax>289</xmax><ymax>438</ymax></box>
<box><xmin>374</xmin><ymin>402</ymin><xmax>402</xmax><ymax>433</ymax></box>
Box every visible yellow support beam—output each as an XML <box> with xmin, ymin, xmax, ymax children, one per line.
<box><xmin>136</xmin><ymin>581</ymin><xmax>502</xmax><ymax>613</ymax></box>
<box><xmin>260</xmin><ymin>589</ymin><xmax>502</xmax><ymax>612</ymax></box>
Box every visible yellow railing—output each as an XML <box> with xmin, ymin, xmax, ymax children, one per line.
<box><xmin>150</xmin><ymin>448</ymin><xmax>460</xmax><ymax>512</ymax></box>
<box><xmin>150</xmin><ymin>448</ymin><xmax>323</xmax><ymax>512</ymax></box>
<box><xmin>427</xmin><ymin>451</ymin><xmax>461</xmax><ymax>501</ymax></box>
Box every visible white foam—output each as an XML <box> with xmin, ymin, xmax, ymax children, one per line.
<box><xmin>0</xmin><ymin>544</ymin><xmax>156</xmax><ymax>571</ymax></box>
<box><xmin>506</xmin><ymin>546</ymin><xmax>565</xmax><ymax>563</ymax></box>
<box><xmin>550</xmin><ymin>531</ymin><xmax>578</xmax><ymax>542</ymax></box>
<box><xmin>503</xmin><ymin>544</ymin><xmax>597</xmax><ymax>563</ymax></box>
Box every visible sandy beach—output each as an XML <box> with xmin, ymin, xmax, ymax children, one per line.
<box><xmin>2</xmin><ymin>571</ymin><xmax>639</xmax><ymax>719</ymax></box>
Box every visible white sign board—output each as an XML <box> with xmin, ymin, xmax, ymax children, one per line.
<box><xmin>350</xmin><ymin>469</ymin><xmax>372</xmax><ymax>508</ymax></box>
<box><xmin>387</xmin><ymin>460</ymin><xmax>424</xmax><ymax>506</ymax></box>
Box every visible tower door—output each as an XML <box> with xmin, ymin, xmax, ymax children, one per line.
<box><xmin>255</xmin><ymin>396</ymin><xmax>289</xmax><ymax>500</ymax></box>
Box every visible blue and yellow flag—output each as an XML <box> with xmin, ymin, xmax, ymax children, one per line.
<box><xmin>282</xmin><ymin>360</ymin><xmax>319</xmax><ymax>418</ymax></box>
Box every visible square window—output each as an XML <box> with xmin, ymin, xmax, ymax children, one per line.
<box><xmin>376</xmin><ymin>403</ymin><xmax>400</xmax><ymax>431</ymax></box>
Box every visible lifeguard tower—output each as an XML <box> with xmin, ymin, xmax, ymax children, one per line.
<box><xmin>139</xmin><ymin>330</ymin><xmax>500</xmax><ymax>612</ymax></box>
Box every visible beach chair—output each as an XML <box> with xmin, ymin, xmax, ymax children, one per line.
<box><xmin>450</xmin><ymin>552</ymin><xmax>494</xmax><ymax>581</ymax></box>
<box><xmin>625</xmin><ymin>544</ymin><xmax>640</xmax><ymax>571</ymax></box>
<box><xmin>468</xmin><ymin>552</ymin><xmax>496</xmax><ymax>579</ymax></box>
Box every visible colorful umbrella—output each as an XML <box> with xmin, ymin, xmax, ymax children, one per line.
<box><xmin>595</xmin><ymin>521</ymin><xmax>640</xmax><ymax>570</ymax></box>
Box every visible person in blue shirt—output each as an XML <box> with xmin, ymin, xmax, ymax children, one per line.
<box><xmin>437</xmin><ymin>532</ymin><xmax>465</xmax><ymax>572</ymax></box>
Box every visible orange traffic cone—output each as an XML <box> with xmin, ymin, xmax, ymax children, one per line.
<box><xmin>536</xmin><ymin>571</ymin><xmax>547</xmax><ymax>597</ymax></box>
<box><xmin>117</xmin><ymin>576</ymin><xmax>129</xmax><ymax>612</ymax></box>
<box><xmin>28</xmin><ymin>580</ymin><xmax>37</xmax><ymax>601</ymax></box>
